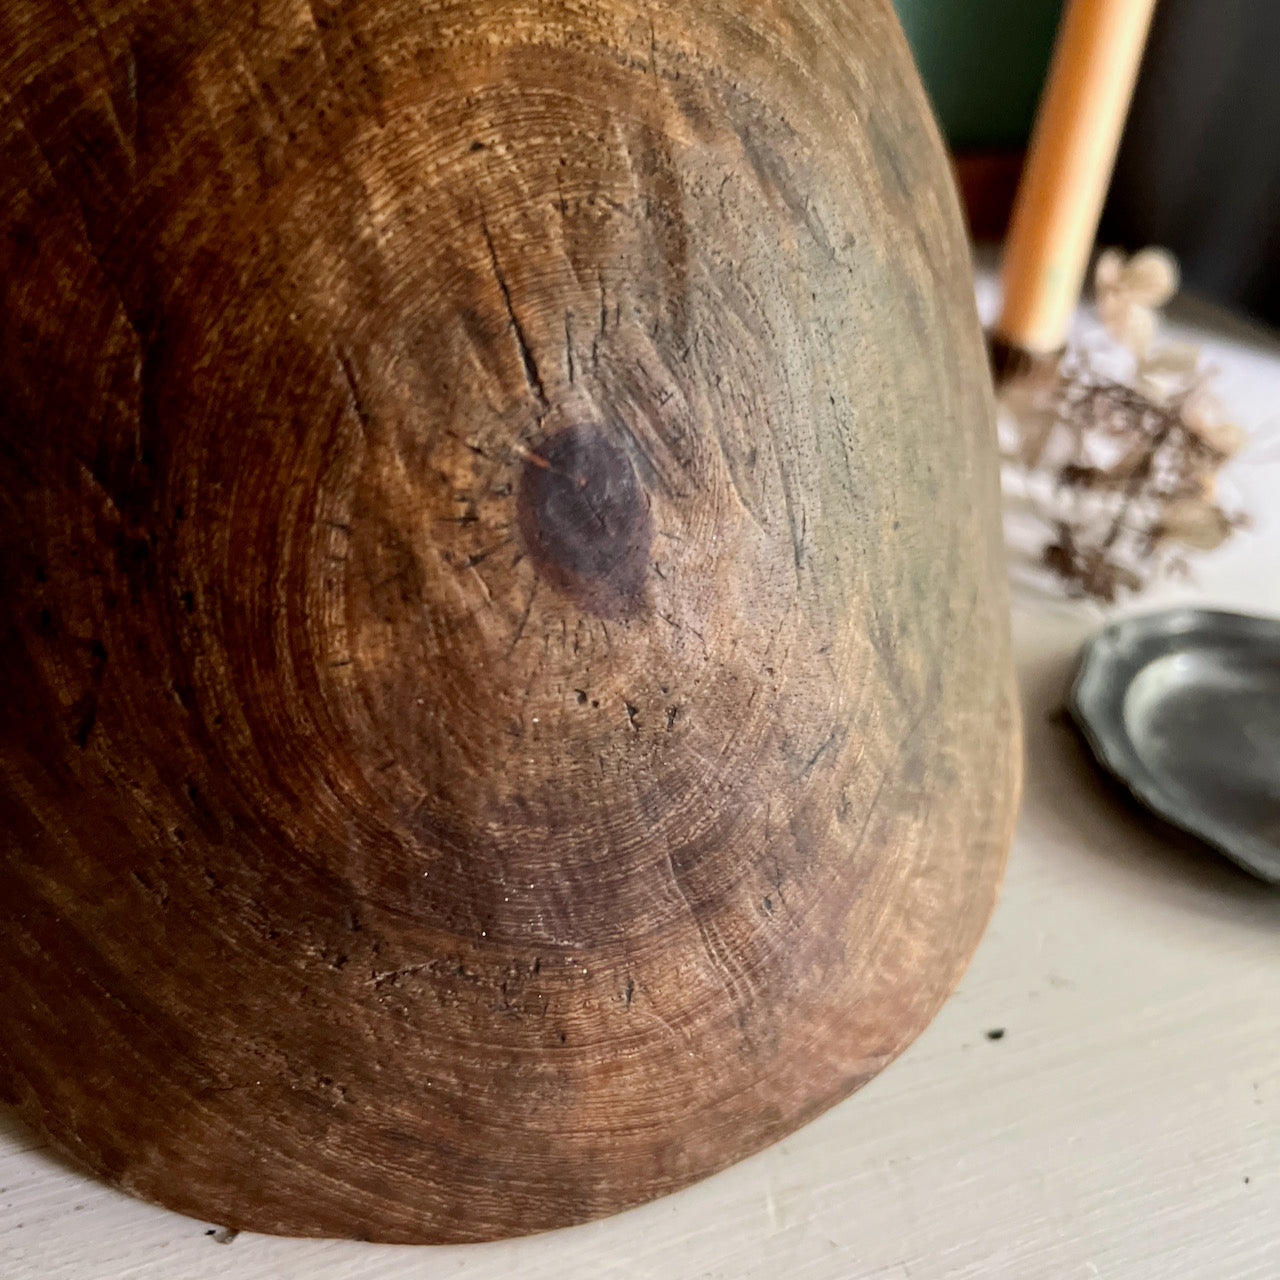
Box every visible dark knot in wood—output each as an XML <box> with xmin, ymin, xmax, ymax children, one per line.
<box><xmin>516</xmin><ymin>426</ymin><xmax>651</xmax><ymax>619</ymax></box>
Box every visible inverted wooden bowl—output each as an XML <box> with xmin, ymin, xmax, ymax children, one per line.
<box><xmin>0</xmin><ymin>0</ymin><xmax>1020</xmax><ymax>1244</ymax></box>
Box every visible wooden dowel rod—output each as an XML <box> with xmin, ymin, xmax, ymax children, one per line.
<box><xmin>995</xmin><ymin>0</ymin><xmax>1158</xmax><ymax>357</ymax></box>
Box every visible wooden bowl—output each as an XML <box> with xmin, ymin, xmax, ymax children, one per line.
<box><xmin>0</xmin><ymin>0</ymin><xmax>1020</xmax><ymax>1244</ymax></box>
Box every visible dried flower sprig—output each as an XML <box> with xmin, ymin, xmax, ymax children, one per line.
<box><xmin>998</xmin><ymin>248</ymin><xmax>1248</xmax><ymax>602</ymax></box>
<box><xmin>1095</xmin><ymin>245</ymin><xmax>1179</xmax><ymax>356</ymax></box>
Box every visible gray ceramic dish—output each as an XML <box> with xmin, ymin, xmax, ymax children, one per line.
<box><xmin>1069</xmin><ymin>608</ymin><xmax>1280</xmax><ymax>885</ymax></box>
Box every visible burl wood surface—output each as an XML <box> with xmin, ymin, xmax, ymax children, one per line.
<box><xmin>0</xmin><ymin>0</ymin><xmax>1020</xmax><ymax>1245</ymax></box>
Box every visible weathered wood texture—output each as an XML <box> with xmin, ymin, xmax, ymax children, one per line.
<box><xmin>0</xmin><ymin>0</ymin><xmax>1019</xmax><ymax>1244</ymax></box>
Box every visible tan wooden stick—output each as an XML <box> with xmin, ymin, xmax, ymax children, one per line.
<box><xmin>995</xmin><ymin>0</ymin><xmax>1159</xmax><ymax>356</ymax></box>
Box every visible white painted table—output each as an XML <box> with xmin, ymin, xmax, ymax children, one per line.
<box><xmin>4</xmin><ymin>281</ymin><xmax>1278</xmax><ymax>1279</ymax></box>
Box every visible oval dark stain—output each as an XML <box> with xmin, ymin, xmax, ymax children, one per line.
<box><xmin>516</xmin><ymin>426</ymin><xmax>651</xmax><ymax>619</ymax></box>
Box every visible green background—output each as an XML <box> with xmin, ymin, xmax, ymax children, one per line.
<box><xmin>894</xmin><ymin>0</ymin><xmax>1064</xmax><ymax>148</ymax></box>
